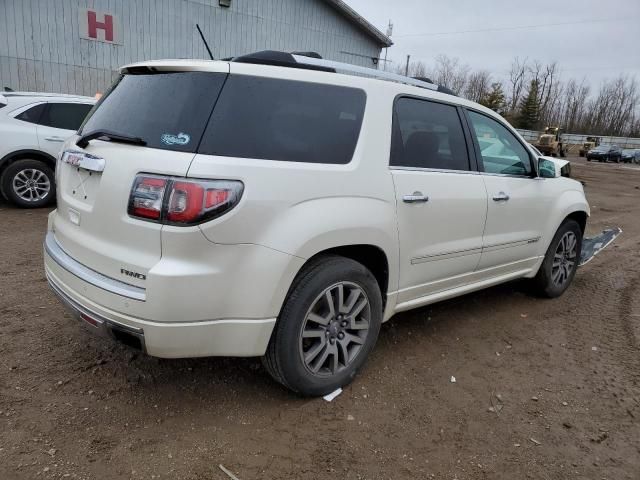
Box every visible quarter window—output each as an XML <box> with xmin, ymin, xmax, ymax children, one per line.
<box><xmin>199</xmin><ymin>76</ymin><xmax>366</xmax><ymax>164</ymax></box>
<box><xmin>15</xmin><ymin>103</ymin><xmax>46</xmax><ymax>124</ymax></box>
<box><xmin>466</xmin><ymin>111</ymin><xmax>532</xmax><ymax>176</ymax></box>
<box><xmin>40</xmin><ymin>103</ymin><xmax>94</xmax><ymax>131</ymax></box>
<box><xmin>390</xmin><ymin>97</ymin><xmax>470</xmax><ymax>171</ymax></box>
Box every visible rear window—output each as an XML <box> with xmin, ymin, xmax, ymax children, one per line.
<box><xmin>199</xmin><ymin>76</ymin><xmax>366</xmax><ymax>164</ymax></box>
<box><xmin>80</xmin><ymin>72</ymin><xmax>227</xmax><ymax>153</ymax></box>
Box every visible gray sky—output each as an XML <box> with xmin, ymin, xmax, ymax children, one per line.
<box><xmin>345</xmin><ymin>0</ymin><xmax>640</xmax><ymax>89</ymax></box>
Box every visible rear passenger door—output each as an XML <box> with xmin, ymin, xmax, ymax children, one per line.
<box><xmin>390</xmin><ymin>97</ymin><xmax>488</xmax><ymax>305</ymax></box>
<box><xmin>36</xmin><ymin>102</ymin><xmax>93</xmax><ymax>157</ymax></box>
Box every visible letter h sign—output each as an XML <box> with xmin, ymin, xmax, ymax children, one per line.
<box><xmin>79</xmin><ymin>9</ymin><xmax>121</xmax><ymax>44</ymax></box>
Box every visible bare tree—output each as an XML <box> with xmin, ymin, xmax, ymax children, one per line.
<box><xmin>432</xmin><ymin>54</ymin><xmax>469</xmax><ymax>95</ymax></box>
<box><xmin>464</xmin><ymin>70</ymin><xmax>492</xmax><ymax>103</ymax></box>
<box><xmin>507</xmin><ymin>57</ymin><xmax>528</xmax><ymax>117</ymax></box>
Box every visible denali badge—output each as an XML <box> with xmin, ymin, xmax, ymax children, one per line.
<box><xmin>120</xmin><ymin>268</ymin><xmax>146</xmax><ymax>281</ymax></box>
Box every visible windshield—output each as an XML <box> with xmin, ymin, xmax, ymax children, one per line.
<box><xmin>80</xmin><ymin>72</ymin><xmax>227</xmax><ymax>153</ymax></box>
<box><xmin>593</xmin><ymin>145</ymin><xmax>610</xmax><ymax>151</ymax></box>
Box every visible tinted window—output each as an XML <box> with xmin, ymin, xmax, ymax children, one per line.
<box><xmin>41</xmin><ymin>103</ymin><xmax>93</xmax><ymax>131</ymax></box>
<box><xmin>15</xmin><ymin>103</ymin><xmax>46</xmax><ymax>124</ymax></box>
<box><xmin>199</xmin><ymin>76</ymin><xmax>366</xmax><ymax>164</ymax></box>
<box><xmin>81</xmin><ymin>72</ymin><xmax>226</xmax><ymax>152</ymax></box>
<box><xmin>467</xmin><ymin>111</ymin><xmax>532</xmax><ymax>176</ymax></box>
<box><xmin>390</xmin><ymin>97</ymin><xmax>470</xmax><ymax>171</ymax></box>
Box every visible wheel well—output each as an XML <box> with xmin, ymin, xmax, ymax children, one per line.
<box><xmin>0</xmin><ymin>150</ymin><xmax>56</xmax><ymax>177</ymax></box>
<box><xmin>308</xmin><ymin>245</ymin><xmax>389</xmax><ymax>301</ymax></box>
<box><xmin>566</xmin><ymin>211</ymin><xmax>588</xmax><ymax>234</ymax></box>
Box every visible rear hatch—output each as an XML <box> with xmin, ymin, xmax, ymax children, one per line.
<box><xmin>52</xmin><ymin>63</ymin><xmax>229</xmax><ymax>287</ymax></box>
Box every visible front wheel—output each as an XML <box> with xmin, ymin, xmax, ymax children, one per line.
<box><xmin>1</xmin><ymin>159</ymin><xmax>55</xmax><ymax>208</ymax></box>
<box><xmin>262</xmin><ymin>255</ymin><xmax>382</xmax><ymax>396</ymax></box>
<box><xmin>532</xmin><ymin>220</ymin><xmax>582</xmax><ymax>298</ymax></box>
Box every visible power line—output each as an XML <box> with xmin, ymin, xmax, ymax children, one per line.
<box><xmin>395</xmin><ymin>17</ymin><xmax>631</xmax><ymax>38</ymax></box>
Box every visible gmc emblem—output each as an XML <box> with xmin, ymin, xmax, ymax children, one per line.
<box><xmin>120</xmin><ymin>268</ymin><xmax>146</xmax><ymax>281</ymax></box>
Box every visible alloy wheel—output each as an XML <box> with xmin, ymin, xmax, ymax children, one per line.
<box><xmin>552</xmin><ymin>231</ymin><xmax>577</xmax><ymax>287</ymax></box>
<box><xmin>299</xmin><ymin>282</ymin><xmax>371</xmax><ymax>377</ymax></box>
<box><xmin>12</xmin><ymin>168</ymin><xmax>51</xmax><ymax>202</ymax></box>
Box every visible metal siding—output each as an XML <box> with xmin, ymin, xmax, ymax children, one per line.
<box><xmin>0</xmin><ymin>0</ymin><xmax>382</xmax><ymax>95</ymax></box>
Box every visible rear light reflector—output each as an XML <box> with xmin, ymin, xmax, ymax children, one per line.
<box><xmin>129</xmin><ymin>176</ymin><xmax>168</xmax><ymax>220</ymax></box>
<box><xmin>128</xmin><ymin>175</ymin><xmax>243</xmax><ymax>225</ymax></box>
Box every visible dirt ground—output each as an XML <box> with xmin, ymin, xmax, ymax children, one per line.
<box><xmin>1</xmin><ymin>156</ymin><xmax>639</xmax><ymax>480</ymax></box>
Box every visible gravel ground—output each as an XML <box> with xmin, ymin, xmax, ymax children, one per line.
<box><xmin>1</xmin><ymin>156</ymin><xmax>639</xmax><ymax>480</ymax></box>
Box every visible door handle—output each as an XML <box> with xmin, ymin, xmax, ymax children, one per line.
<box><xmin>403</xmin><ymin>192</ymin><xmax>429</xmax><ymax>203</ymax></box>
<box><xmin>45</xmin><ymin>137</ymin><xmax>64</xmax><ymax>142</ymax></box>
<box><xmin>492</xmin><ymin>192</ymin><xmax>510</xmax><ymax>202</ymax></box>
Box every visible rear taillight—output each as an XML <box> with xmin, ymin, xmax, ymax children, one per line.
<box><xmin>128</xmin><ymin>175</ymin><xmax>243</xmax><ymax>225</ymax></box>
<box><xmin>130</xmin><ymin>176</ymin><xmax>168</xmax><ymax>220</ymax></box>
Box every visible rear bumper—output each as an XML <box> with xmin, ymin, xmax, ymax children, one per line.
<box><xmin>44</xmin><ymin>232</ymin><xmax>279</xmax><ymax>358</ymax></box>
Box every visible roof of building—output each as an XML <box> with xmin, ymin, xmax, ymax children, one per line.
<box><xmin>322</xmin><ymin>0</ymin><xmax>392</xmax><ymax>47</ymax></box>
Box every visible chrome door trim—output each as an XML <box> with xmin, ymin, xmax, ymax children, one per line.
<box><xmin>483</xmin><ymin>237</ymin><xmax>541</xmax><ymax>253</ymax></box>
<box><xmin>411</xmin><ymin>246</ymin><xmax>483</xmax><ymax>265</ymax></box>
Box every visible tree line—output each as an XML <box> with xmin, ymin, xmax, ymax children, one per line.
<box><xmin>393</xmin><ymin>55</ymin><xmax>640</xmax><ymax>137</ymax></box>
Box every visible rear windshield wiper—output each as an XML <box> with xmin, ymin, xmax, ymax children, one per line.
<box><xmin>76</xmin><ymin>129</ymin><xmax>147</xmax><ymax>149</ymax></box>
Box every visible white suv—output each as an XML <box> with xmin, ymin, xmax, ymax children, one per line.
<box><xmin>0</xmin><ymin>92</ymin><xmax>95</xmax><ymax>207</ymax></box>
<box><xmin>44</xmin><ymin>52</ymin><xmax>589</xmax><ymax>396</ymax></box>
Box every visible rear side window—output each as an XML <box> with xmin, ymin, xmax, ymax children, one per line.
<box><xmin>81</xmin><ymin>72</ymin><xmax>227</xmax><ymax>152</ymax></box>
<box><xmin>40</xmin><ymin>103</ymin><xmax>93</xmax><ymax>131</ymax></box>
<box><xmin>390</xmin><ymin>97</ymin><xmax>470</xmax><ymax>171</ymax></box>
<box><xmin>199</xmin><ymin>76</ymin><xmax>366</xmax><ymax>164</ymax></box>
<box><xmin>15</xmin><ymin>103</ymin><xmax>46</xmax><ymax>124</ymax></box>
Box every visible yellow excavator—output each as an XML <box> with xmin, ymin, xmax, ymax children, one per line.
<box><xmin>579</xmin><ymin>136</ymin><xmax>600</xmax><ymax>157</ymax></box>
<box><xmin>534</xmin><ymin>127</ymin><xmax>565</xmax><ymax>157</ymax></box>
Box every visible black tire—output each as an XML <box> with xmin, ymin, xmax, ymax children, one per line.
<box><xmin>586</xmin><ymin>157</ymin><xmax>591</xmax><ymax>161</ymax></box>
<box><xmin>262</xmin><ymin>255</ymin><xmax>382</xmax><ymax>396</ymax></box>
<box><xmin>579</xmin><ymin>152</ymin><xmax>584</xmax><ymax>157</ymax></box>
<box><xmin>1</xmin><ymin>159</ymin><xmax>55</xmax><ymax>208</ymax></box>
<box><xmin>532</xmin><ymin>219</ymin><xmax>582</xmax><ymax>298</ymax></box>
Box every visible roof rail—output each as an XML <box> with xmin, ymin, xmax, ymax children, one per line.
<box><xmin>231</xmin><ymin>50</ymin><xmax>438</xmax><ymax>91</ymax></box>
<box><xmin>290</xmin><ymin>54</ymin><xmax>438</xmax><ymax>91</ymax></box>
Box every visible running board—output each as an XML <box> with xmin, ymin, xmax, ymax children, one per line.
<box><xmin>579</xmin><ymin>227</ymin><xmax>622</xmax><ymax>266</ymax></box>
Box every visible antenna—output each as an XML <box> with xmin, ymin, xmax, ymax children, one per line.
<box><xmin>196</xmin><ymin>24</ymin><xmax>214</xmax><ymax>60</ymax></box>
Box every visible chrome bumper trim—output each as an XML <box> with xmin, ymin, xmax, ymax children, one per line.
<box><xmin>47</xmin><ymin>274</ymin><xmax>146</xmax><ymax>352</ymax></box>
<box><xmin>44</xmin><ymin>232</ymin><xmax>146</xmax><ymax>301</ymax></box>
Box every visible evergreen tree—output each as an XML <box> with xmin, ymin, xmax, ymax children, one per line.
<box><xmin>517</xmin><ymin>80</ymin><xmax>540</xmax><ymax>129</ymax></box>
<box><xmin>480</xmin><ymin>82</ymin><xmax>506</xmax><ymax>114</ymax></box>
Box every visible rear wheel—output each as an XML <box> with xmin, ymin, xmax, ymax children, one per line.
<box><xmin>1</xmin><ymin>159</ymin><xmax>55</xmax><ymax>208</ymax></box>
<box><xmin>262</xmin><ymin>255</ymin><xmax>382</xmax><ymax>396</ymax></box>
<box><xmin>533</xmin><ymin>219</ymin><xmax>582</xmax><ymax>298</ymax></box>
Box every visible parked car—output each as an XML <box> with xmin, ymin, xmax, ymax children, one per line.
<box><xmin>0</xmin><ymin>92</ymin><xmax>95</xmax><ymax>207</ymax></box>
<box><xmin>586</xmin><ymin>144</ymin><xmax>623</xmax><ymax>163</ymax></box>
<box><xmin>621</xmin><ymin>149</ymin><xmax>640</xmax><ymax>164</ymax></box>
<box><xmin>44</xmin><ymin>52</ymin><xmax>589</xmax><ymax>396</ymax></box>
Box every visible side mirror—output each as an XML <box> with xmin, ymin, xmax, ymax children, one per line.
<box><xmin>538</xmin><ymin>157</ymin><xmax>571</xmax><ymax>178</ymax></box>
<box><xmin>538</xmin><ymin>157</ymin><xmax>558</xmax><ymax>178</ymax></box>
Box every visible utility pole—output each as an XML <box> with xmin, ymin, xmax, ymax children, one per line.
<box><xmin>405</xmin><ymin>55</ymin><xmax>410</xmax><ymax>76</ymax></box>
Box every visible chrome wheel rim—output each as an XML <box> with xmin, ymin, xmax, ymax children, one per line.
<box><xmin>552</xmin><ymin>231</ymin><xmax>577</xmax><ymax>287</ymax></box>
<box><xmin>299</xmin><ymin>282</ymin><xmax>371</xmax><ymax>377</ymax></box>
<box><xmin>12</xmin><ymin>168</ymin><xmax>50</xmax><ymax>202</ymax></box>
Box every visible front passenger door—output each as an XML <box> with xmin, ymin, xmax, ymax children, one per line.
<box><xmin>390</xmin><ymin>97</ymin><xmax>488</xmax><ymax>305</ymax></box>
<box><xmin>465</xmin><ymin>110</ymin><xmax>554</xmax><ymax>273</ymax></box>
